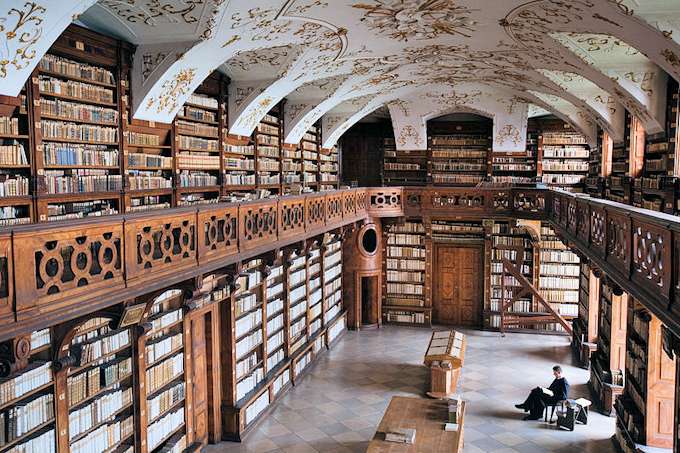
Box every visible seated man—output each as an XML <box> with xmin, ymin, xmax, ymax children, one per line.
<box><xmin>515</xmin><ymin>365</ymin><xmax>569</xmax><ymax>420</ymax></box>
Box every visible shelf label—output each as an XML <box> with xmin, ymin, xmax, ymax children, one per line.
<box><xmin>75</xmin><ymin>40</ymin><xmax>85</xmax><ymax>51</ymax></box>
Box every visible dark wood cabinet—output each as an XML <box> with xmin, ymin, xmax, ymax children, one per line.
<box><xmin>433</xmin><ymin>245</ymin><xmax>483</xmax><ymax>327</ymax></box>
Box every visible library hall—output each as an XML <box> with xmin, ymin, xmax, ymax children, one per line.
<box><xmin>3</xmin><ymin>0</ymin><xmax>680</xmax><ymax>452</ymax></box>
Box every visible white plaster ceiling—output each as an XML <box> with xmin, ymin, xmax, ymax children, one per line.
<box><xmin>3</xmin><ymin>0</ymin><xmax>680</xmax><ymax>148</ymax></box>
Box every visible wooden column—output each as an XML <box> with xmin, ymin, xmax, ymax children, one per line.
<box><xmin>587</xmin><ymin>271</ymin><xmax>600</xmax><ymax>343</ymax></box>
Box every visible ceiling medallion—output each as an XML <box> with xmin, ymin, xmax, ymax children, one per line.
<box><xmin>353</xmin><ymin>0</ymin><xmax>477</xmax><ymax>41</ymax></box>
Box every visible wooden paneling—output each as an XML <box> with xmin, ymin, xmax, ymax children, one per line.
<box><xmin>433</xmin><ymin>245</ymin><xmax>483</xmax><ymax>327</ymax></box>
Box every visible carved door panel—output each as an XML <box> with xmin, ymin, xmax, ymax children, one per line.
<box><xmin>434</xmin><ymin>246</ymin><xmax>482</xmax><ymax>327</ymax></box>
<box><xmin>187</xmin><ymin>313</ymin><xmax>209</xmax><ymax>446</ymax></box>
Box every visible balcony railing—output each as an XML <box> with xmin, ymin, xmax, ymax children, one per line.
<box><xmin>2</xmin><ymin>185</ymin><xmax>680</xmax><ymax>341</ymax></box>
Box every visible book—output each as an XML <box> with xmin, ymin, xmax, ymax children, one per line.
<box><xmin>385</xmin><ymin>428</ymin><xmax>416</xmax><ymax>444</ymax></box>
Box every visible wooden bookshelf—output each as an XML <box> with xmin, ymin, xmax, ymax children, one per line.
<box><xmin>0</xmin><ymin>88</ymin><xmax>32</xmax><ymax>225</ymax></box>
<box><xmin>585</xmin><ymin>128</ymin><xmax>605</xmax><ymax>197</ymax></box>
<box><xmin>632</xmin><ymin>79</ymin><xmax>679</xmax><ymax>214</ymax></box>
<box><xmin>539</xmin><ymin>130</ymin><xmax>589</xmax><ymax>192</ymax></box>
<box><xmin>615</xmin><ymin>301</ymin><xmax>676</xmax><ymax>451</ymax></box>
<box><xmin>590</xmin><ymin>283</ymin><xmax>627</xmax><ymax>416</ymax></box>
<box><xmin>63</xmin><ymin>317</ymin><xmax>135</xmax><ymax>452</ymax></box>
<box><xmin>34</xmin><ymin>38</ymin><xmax>124</xmax><ymax>221</ymax></box>
<box><xmin>485</xmin><ymin>221</ymin><xmax>535</xmax><ymax>331</ymax></box>
<box><xmin>175</xmin><ymin>77</ymin><xmax>223</xmax><ymax>207</ymax></box>
<box><xmin>255</xmin><ymin>111</ymin><xmax>282</xmax><ymax>195</ymax></box>
<box><xmin>536</xmin><ymin>223</ymin><xmax>580</xmax><ymax>333</ymax></box>
<box><xmin>138</xmin><ymin>290</ymin><xmax>188</xmax><ymax>453</ymax></box>
<box><xmin>607</xmin><ymin>112</ymin><xmax>635</xmax><ymax>204</ymax></box>
<box><xmin>383</xmin><ymin>221</ymin><xmax>430</xmax><ymax>326</ymax></box>
<box><xmin>572</xmin><ymin>263</ymin><xmax>600</xmax><ymax>368</ymax></box>
<box><xmin>301</xmin><ymin>126</ymin><xmax>320</xmax><ymax>191</ymax></box>
<box><xmin>0</xmin><ymin>329</ymin><xmax>55</xmax><ymax>452</ymax></box>
<box><xmin>429</xmin><ymin>134</ymin><xmax>490</xmax><ymax>186</ymax></box>
<box><xmin>381</xmin><ymin>138</ymin><xmax>427</xmax><ymax>186</ymax></box>
<box><xmin>320</xmin><ymin>144</ymin><xmax>339</xmax><ymax>191</ymax></box>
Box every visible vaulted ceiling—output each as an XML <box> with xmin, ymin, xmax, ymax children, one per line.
<box><xmin>2</xmin><ymin>0</ymin><xmax>680</xmax><ymax>150</ymax></box>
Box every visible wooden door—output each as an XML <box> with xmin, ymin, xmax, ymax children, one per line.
<box><xmin>433</xmin><ymin>245</ymin><xmax>483</xmax><ymax>327</ymax></box>
<box><xmin>187</xmin><ymin>312</ymin><xmax>210</xmax><ymax>446</ymax></box>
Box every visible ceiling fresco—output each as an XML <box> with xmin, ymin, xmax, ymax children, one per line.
<box><xmin>3</xmin><ymin>0</ymin><xmax>680</xmax><ymax>149</ymax></box>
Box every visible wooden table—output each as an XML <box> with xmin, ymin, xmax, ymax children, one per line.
<box><xmin>367</xmin><ymin>396</ymin><xmax>466</xmax><ymax>452</ymax></box>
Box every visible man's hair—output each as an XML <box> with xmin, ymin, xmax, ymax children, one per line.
<box><xmin>553</xmin><ymin>365</ymin><xmax>562</xmax><ymax>373</ymax></box>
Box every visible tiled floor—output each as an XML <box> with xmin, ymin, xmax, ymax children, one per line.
<box><xmin>209</xmin><ymin>326</ymin><xmax>617</xmax><ymax>452</ymax></box>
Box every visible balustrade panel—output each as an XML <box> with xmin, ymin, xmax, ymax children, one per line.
<box><xmin>14</xmin><ymin>221</ymin><xmax>125</xmax><ymax>320</ymax></box>
<box><xmin>326</xmin><ymin>192</ymin><xmax>344</xmax><ymax>225</ymax></box>
<box><xmin>125</xmin><ymin>210</ymin><xmax>197</xmax><ymax>281</ymax></box>
<box><xmin>278</xmin><ymin>196</ymin><xmax>306</xmax><ymax>241</ymax></box>
<box><xmin>605</xmin><ymin>209</ymin><xmax>631</xmax><ymax>279</ymax></box>
<box><xmin>589</xmin><ymin>204</ymin><xmax>606</xmax><ymax>257</ymax></box>
<box><xmin>239</xmin><ymin>200</ymin><xmax>278</xmax><ymax>251</ymax></box>
<box><xmin>197</xmin><ymin>204</ymin><xmax>239</xmax><ymax>264</ymax></box>
<box><xmin>631</xmin><ymin>218</ymin><xmax>671</xmax><ymax>302</ymax></box>
<box><xmin>305</xmin><ymin>193</ymin><xmax>326</xmax><ymax>231</ymax></box>
<box><xmin>367</xmin><ymin>188</ymin><xmax>403</xmax><ymax>217</ymax></box>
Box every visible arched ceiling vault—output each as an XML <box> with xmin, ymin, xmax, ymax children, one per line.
<box><xmin>3</xmin><ymin>1</ymin><xmax>680</xmax><ymax>147</ymax></box>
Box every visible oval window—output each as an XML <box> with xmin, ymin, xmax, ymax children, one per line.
<box><xmin>360</xmin><ymin>226</ymin><xmax>378</xmax><ymax>255</ymax></box>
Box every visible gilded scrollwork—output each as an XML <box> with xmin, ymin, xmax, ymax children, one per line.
<box><xmin>496</xmin><ymin>124</ymin><xmax>522</xmax><ymax>146</ymax></box>
<box><xmin>146</xmin><ymin>67</ymin><xmax>197</xmax><ymax>114</ymax></box>
<box><xmin>397</xmin><ymin>125</ymin><xmax>422</xmax><ymax>147</ymax></box>
<box><xmin>0</xmin><ymin>1</ymin><xmax>46</xmax><ymax>79</ymax></box>
<box><xmin>352</xmin><ymin>0</ymin><xmax>477</xmax><ymax>41</ymax></box>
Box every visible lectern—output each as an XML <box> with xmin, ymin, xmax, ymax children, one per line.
<box><xmin>424</xmin><ymin>330</ymin><xmax>466</xmax><ymax>398</ymax></box>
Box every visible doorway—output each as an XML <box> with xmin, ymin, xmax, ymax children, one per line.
<box><xmin>361</xmin><ymin>275</ymin><xmax>379</xmax><ymax>327</ymax></box>
<box><xmin>433</xmin><ymin>245</ymin><xmax>483</xmax><ymax>327</ymax></box>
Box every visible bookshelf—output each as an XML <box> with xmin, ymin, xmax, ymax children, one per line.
<box><xmin>175</xmin><ymin>82</ymin><xmax>222</xmax><ymax>206</ymax></box>
<box><xmin>590</xmin><ymin>283</ymin><xmax>627</xmax><ymax>415</ymax></box>
<box><xmin>485</xmin><ymin>221</ymin><xmax>535</xmax><ymax>331</ymax></box>
<box><xmin>632</xmin><ymin>79</ymin><xmax>679</xmax><ymax>214</ymax></box>
<box><xmin>0</xmin><ymin>87</ymin><xmax>32</xmax><ymax>225</ymax></box>
<box><xmin>536</xmin><ymin>224</ymin><xmax>580</xmax><ymax>333</ymax></box>
<box><xmin>615</xmin><ymin>301</ymin><xmax>676</xmax><ymax>451</ymax></box>
<box><xmin>539</xmin><ymin>130</ymin><xmax>589</xmax><ymax>192</ymax></box>
<box><xmin>573</xmin><ymin>263</ymin><xmax>599</xmax><ymax>368</ymax></box>
<box><xmin>287</xmin><ymin>250</ymin><xmax>308</xmax><ymax>356</ymax></box>
<box><xmin>139</xmin><ymin>290</ymin><xmax>188</xmax><ymax>453</ymax></box>
<box><xmin>0</xmin><ymin>329</ymin><xmax>55</xmax><ymax>453</ymax></box>
<box><xmin>64</xmin><ymin>317</ymin><xmax>135</xmax><ymax>453</ymax></box>
<box><xmin>586</xmin><ymin>128</ymin><xmax>605</xmax><ymax>197</ymax></box>
<box><xmin>429</xmin><ymin>134</ymin><xmax>490</xmax><ymax>186</ymax></box>
<box><xmin>320</xmin><ymin>144</ymin><xmax>340</xmax><ymax>191</ymax></box>
<box><xmin>281</xmin><ymin>143</ymin><xmax>301</xmax><ymax>194</ymax></box>
<box><xmin>323</xmin><ymin>233</ymin><xmax>345</xmax><ymax>343</ymax></box>
<box><xmin>255</xmin><ymin>111</ymin><xmax>282</xmax><ymax>195</ymax></box>
<box><xmin>490</xmin><ymin>150</ymin><xmax>537</xmax><ymax>185</ymax></box>
<box><xmin>301</xmin><ymin>126</ymin><xmax>320</xmax><ymax>192</ymax></box>
<box><xmin>383</xmin><ymin>221</ymin><xmax>430</xmax><ymax>326</ymax></box>
<box><xmin>35</xmin><ymin>50</ymin><xmax>123</xmax><ymax>221</ymax></box>
<box><xmin>381</xmin><ymin>138</ymin><xmax>427</xmax><ymax>186</ymax></box>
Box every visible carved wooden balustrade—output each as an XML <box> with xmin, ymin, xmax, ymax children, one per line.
<box><xmin>547</xmin><ymin>190</ymin><xmax>680</xmax><ymax>336</ymax></box>
<box><xmin>4</xmin><ymin>185</ymin><xmax>680</xmax><ymax>342</ymax></box>
<box><xmin>0</xmin><ymin>188</ymin><xmax>369</xmax><ymax>342</ymax></box>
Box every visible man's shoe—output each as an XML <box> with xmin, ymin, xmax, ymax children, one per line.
<box><xmin>514</xmin><ymin>404</ymin><xmax>526</xmax><ymax>410</ymax></box>
<box><xmin>523</xmin><ymin>415</ymin><xmax>541</xmax><ymax>421</ymax></box>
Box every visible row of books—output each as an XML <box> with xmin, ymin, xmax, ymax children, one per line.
<box><xmin>432</xmin><ymin>174</ymin><xmax>484</xmax><ymax>185</ymax></box>
<box><xmin>39</xmin><ymin>76</ymin><xmax>114</xmax><ymax>105</ymax></box>
<box><xmin>225</xmin><ymin>144</ymin><xmax>254</xmax><ymax>156</ymax></box>
<box><xmin>542</xmin><ymin>146</ymin><xmax>589</xmax><ymax>158</ymax></box>
<box><xmin>432</xmin><ymin>149</ymin><xmax>486</xmax><ymax>159</ymax></box>
<box><xmin>146</xmin><ymin>353</ymin><xmax>184</xmax><ymax>394</ymax></box>
<box><xmin>146</xmin><ymin>333</ymin><xmax>183</xmax><ymax>365</ymax></box>
<box><xmin>431</xmin><ymin>162</ymin><xmax>485</xmax><ymax>171</ymax></box>
<box><xmin>176</xmin><ymin>120</ymin><xmax>218</xmax><ymax>138</ymax></box>
<box><xmin>384</xmin><ymin>163</ymin><xmax>421</xmax><ymax>171</ymax></box>
<box><xmin>0</xmin><ymin>117</ymin><xmax>20</xmax><ymax>135</ymax></box>
<box><xmin>148</xmin><ymin>382</ymin><xmax>184</xmax><ymax>423</ymax></box>
<box><xmin>177</xmin><ymin>135</ymin><xmax>218</xmax><ymax>151</ymax></box>
<box><xmin>68</xmin><ymin>357</ymin><xmax>132</xmax><ymax>406</ymax></box>
<box><xmin>542</xmin><ymin>132</ymin><xmax>587</xmax><ymax>145</ymax></box>
<box><xmin>71</xmin><ymin>416</ymin><xmax>132</xmax><ymax>453</ymax></box>
<box><xmin>127</xmin><ymin>132</ymin><xmax>160</xmax><ymax>147</ymax></box>
<box><xmin>78</xmin><ymin>329</ymin><xmax>130</xmax><ymax>364</ymax></box>
<box><xmin>41</xmin><ymin>120</ymin><xmax>118</xmax><ymax>143</ymax></box>
<box><xmin>0</xmin><ymin>144</ymin><xmax>28</xmax><ymax>165</ymax></box>
<box><xmin>177</xmin><ymin>154</ymin><xmax>219</xmax><ymax>170</ymax></box>
<box><xmin>39</xmin><ymin>54</ymin><xmax>115</xmax><ymax>86</ymax></box>
<box><xmin>44</xmin><ymin>171</ymin><xmax>123</xmax><ymax>194</ymax></box>
<box><xmin>68</xmin><ymin>387</ymin><xmax>132</xmax><ymax>440</ymax></box>
<box><xmin>147</xmin><ymin>407</ymin><xmax>185</xmax><ymax>450</ymax></box>
<box><xmin>542</xmin><ymin>161</ymin><xmax>589</xmax><ymax>171</ymax></box>
<box><xmin>431</xmin><ymin>136</ymin><xmax>488</xmax><ymax>146</ymax></box>
<box><xmin>42</xmin><ymin>143</ymin><xmax>118</xmax><ymax>166</ymax></box>
<box><xmin>0</xmin><ymin>393</ymin><xmax>54</xmax><ymax>446</ymax></box>
<box><xmin>41</xmin><ymin>99</ymin><xmax>118</xmax><ymax>125</ymax></box>
<box><xmin>129</xmin><ymin>174</ymin><xmax>172</xmax><ymax>190</ymax></box>
<box><xmin>183</xmin><ymin>105</ymin><xmax>216</xmax><ymax>123</ymax></box>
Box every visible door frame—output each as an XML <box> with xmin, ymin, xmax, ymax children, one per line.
<box><xmin>432</xmin><ymin>243</ymin><xmax>484</xmax><ymax>328</ymax></box>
